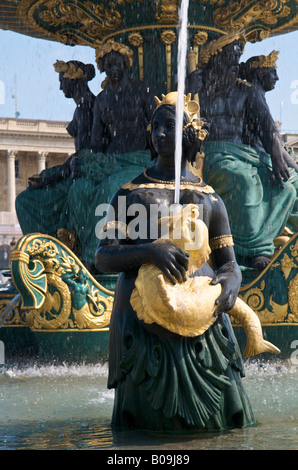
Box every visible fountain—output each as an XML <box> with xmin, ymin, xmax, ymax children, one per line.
<box><xmin>0</xmin><ymin>0</ymin><xmax>297</xmax><ymax>450</ymax></box>
<box><xmin>0</xmin><ymin>0</ymin><xmax>297</xmax><ymax>391</ymax></box>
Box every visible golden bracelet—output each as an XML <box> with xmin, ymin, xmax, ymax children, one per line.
<box><xmin>209</xmin><ymin>235</ymin><xmax>234</xmax><ymax>251</ymax></box>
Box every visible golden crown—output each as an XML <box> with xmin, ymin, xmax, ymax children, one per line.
<box><xmin>198</xmin><ymin>31</ymin><xmax>246</xmax><ymax>67</ymax></box>
<box><xmin>53</xmin><ymin>60</ymin><xmax>86</xmax><ymax>79</ymax></box>
<box><xmin>251</xmin><ymin>50</ymin><xmax>279</xmax><ymax>69</ymax></box>
<box><xmin>95</xmin><ymin>40</ymin><xmax>133</xmax><ymax>72</ymax></box>
<box><xmin>150</xmin><ymin>92</ymin><xmax>207</xmax><ymax>141</ymax></box>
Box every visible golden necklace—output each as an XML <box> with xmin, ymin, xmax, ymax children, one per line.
<box><xmin>143</xmin><ymin>168</ymin><xmax>202</xmax><ymax>185</ymax></box>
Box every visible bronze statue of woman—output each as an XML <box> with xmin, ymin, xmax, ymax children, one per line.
<box><xmin>15</xmin><ymin>61</ymin><xmax>96</xmax><ymax>246</ymax></box>
<box><xmin>240</xmin><ymin>52</ymin><xmax>298</xmax><ymax>235</ymax></box>
<box><xmin>90</xmin><ymin>40</ymin><xmax>156</xmax><ymax>154</ymax></box>
<box><xmin>55</xmin><ymin>60</ymin><xmax>96</xmax><ymax>153</ymax></box>
<box><xmin>186</xmin><ymin>35</ymin><xmax>297</xmax><ymax>271</ymax></box>
<box><xmin>95</xmin><ymin>92</ymin><xmax>256</xmax><ymax>432</ymax></box>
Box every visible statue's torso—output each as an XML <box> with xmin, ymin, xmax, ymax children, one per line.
<box><xmin>200</xmin><ymin>81</ymin><xmax>250</xmax><ymax>143</ymax></box>
<box><xmin>96</xmin><ymin>79</ymin><xmax>155</xmax><ymax>153</ymax></box>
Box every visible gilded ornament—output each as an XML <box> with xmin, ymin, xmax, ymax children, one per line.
<box><xmin>160</xmin><ymin>30</ymin><xmax>176</xmax><ymax>92</ymax></box>
<box><xmin>198</xmin><ymin>30</ymin><xmax>246</xmax><ymax>67</ymax></box>
<box><xmin>156</xmin><ymin>0</ymin><xmax>179</xmax><ymax>23</ymax></box>
<box><xmin>251</xmin><ymin>50</ymin><xmax>279</xmax><ymax>69</ymax></box>
<box><xmin>288</xmin><ymin>274</ymin><xmax>298</xmax><ymax>322</ymax></box>
<box><xmin>128</xmin><ymin>32</ymin><xmax>144</xmax><ymax>80</ymax></box>
<box><xmin>153</xmin><ymin>92</ymin><xmax>207</xmax><ymax>141</ymax></box>
<box><xmin>18</xmin><ymin>0</ymin><xmax>122</xmax><ymax>46</ymax></box>
<box><xmin>160</xmin><ymin>29</ymin><xmax>177</xmax><ymax>45</ymax></box>
<box><xmin>53</xmin><ymin>60</ymin><xmax>86</xmax><ymax>79</ymax></box>
<box><xmin>209</xmin><ymin>235</ymin><xmax>234</xmax><ymax>251</ymax></box>
<box><xmin>128</xmin><ymin>32</ymin><xmax>143</xmax><ymax>48</ymax></box>
<box><xmin>193</xmin><ymin>31</ymin><xmax>208</xmax><ymax>46</ymax></box>
<box><xmin>213</xmin><ymin>0</ymin><xmax>292</xmax><ymax>33</ymax></box>
<box><xmin>280</xmin><ymin>253</ymin><xmax>297</xmax><ymax>280</ymax></box>
<box><xmin>11</xmin><ymin>234</ymin><xmax>114</xmax><ymax>331</ymax></box>
<box><xmin>0</xmin><ymin>299</ymin><xmax>26</xmax><ymax>326</ymax></box>
<box><xmin>26</xmin><ymin>272</ymin><xmax>72</xmax><ymax>330</ymax></box>
<box><xmin>95</xmin><ymin>39</ymin><xmax>134</xmax><ymax>72</ymax></box>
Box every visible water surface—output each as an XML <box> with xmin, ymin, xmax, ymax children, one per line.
<box><xmin>0</xmin><ymin>360</ymin><xmax>297</xmax><ymax>450</ymax></box>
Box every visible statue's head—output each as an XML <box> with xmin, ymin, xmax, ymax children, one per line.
<box><xmin>198</xmin><ymin>32</ymin><xmax>246</xmax><ymax>80</ymax></box>
<box><xmin>239</xmin><ymin>51</ymin><xmax>279</xmax><ymax>92</ymax></box>
<box><xmin>53</xmin><ymin>60</ymin><xmax>95</xmax><ymax>98</ymax></box>
<box><xmin>148</xmin><ymin>92</ymin><xmax>208</xmax><ymax>163</ymax></box>
<box><xmin>95</xmin><ymin>40</ymin><xmax>133</xmax><ymax>83</ymax></box>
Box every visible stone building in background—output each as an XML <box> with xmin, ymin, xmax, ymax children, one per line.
<box><xmin>0</xmin><ymin>117</ymin><xmax>74</xmax><ymax>268</ymax></box>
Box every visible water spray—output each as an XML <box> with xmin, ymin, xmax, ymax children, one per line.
<box><xmin>174</xmin><ymin>0</ymin><xmax>189</xmax><ymax>205</ymax></box>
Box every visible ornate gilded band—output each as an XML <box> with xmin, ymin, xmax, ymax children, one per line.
<box><xmin>209</xmin><ymin>235</ymin><xmax>234</xmax><ymax>251</ymax></box>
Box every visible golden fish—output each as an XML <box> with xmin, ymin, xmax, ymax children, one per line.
<box><xmin>130</xmin><ymin>204</ymin><xmax>280</xmax><ymax>358</ymax></box>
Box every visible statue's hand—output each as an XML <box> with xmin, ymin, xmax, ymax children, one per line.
<box><xmin>69</xmin><ymin>154</ymin><xmax>82</xmax><ymax>179</ymax></box>
<box><xmin>211</xmin><ymin>262</ymin><xmax>241</xmax><ymax>316</ymax></box>
<box><xmin>28</xmin><ymin>175</ymin><xmax>46</xmax><ymax>189</ymax></box>
<box><xmin>271</xmin><ymin>156</ymin><xmax>290</xmax><ymax>188</ymax></box>
<box><xmin>149</xmin><ymin>242</ymin><xmax>189</xmax><ymax>285</ymax></box>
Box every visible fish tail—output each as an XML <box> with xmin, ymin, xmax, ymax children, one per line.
<box><xmin>243</xmin><ymin>339</ymin><xmax>281</xmax><ymax>358</ymax></box>
<box><xmin>230</xmin><ymin>298</ymin><xmax>280</xmax><ymax>358</ymax></box>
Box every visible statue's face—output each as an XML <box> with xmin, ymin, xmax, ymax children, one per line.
<box><xmin>103</xmin><ymin>51</ymin><xmax>126</xmax><ymax>83</ymax></box>
<box><xmin>151</xmin><ymin>107</ymin><xmax>176</xmax><ymax>158</ymax></box>
<box><xmin>215</xmin><ymin>41</ymin><xmax>243</xmax><ymax>79</ymax></box>
<box><xmin>59</xmin><ymin>75</ymin><xmax>76</xmax><ymax>98</ymax></box>
<box><xmin>261</xmin><ymin>67</ymin><xmax>279</xmax><ymax>92</ymax></box>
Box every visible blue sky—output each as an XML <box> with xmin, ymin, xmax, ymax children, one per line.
<box><xmin>0</xmin><ymin>28</ymin><xmax>297</xmax><ymax>132</ymax></box>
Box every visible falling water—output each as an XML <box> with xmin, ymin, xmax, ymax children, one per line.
<box><xmin>174</xmin><ymin>0</ymin><xmax>189</xmax><ymax>204</ymax></box>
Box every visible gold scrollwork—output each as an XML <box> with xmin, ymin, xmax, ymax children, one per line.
<box><xmin>213</xmin><ymin>0</ymin><xmax>292</xmax><ymax>33</ymax></box>
<box><xmin>11</xmin><ymin>234</ymin><xmax>114</xmax><ymax>331</ymax></box>
<box><xmin>238</xmin><ymin>280</ymin><xmax>288</xmax><ymax>324</ymax></box>
<box><xmin>26</xmin><ymin>272</ymin><xmax>72</xmax><ymax>330</ymax></box>
<box><xmin>0</xmin><ymin>299</ymin><xmax>27</xmax><ymax>326</ymax></box>
<box><xmin>240</xmin><ymin>281</ymin><xmax>265</xmax><ymax>313</ymax></box>
<box><xmin>288</xmin><ymin>274</ymin><xmax>298</xmax><ymax>322</ymax></box>
<box><xmin>18</xmin><ymin>0</ymin><xmax>122</xmax><ymax>45</ymax></box>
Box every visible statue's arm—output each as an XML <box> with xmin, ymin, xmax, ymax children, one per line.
<box><xmin>89</xmin><ymin>97</ymin><xmax>107</xmax><ymax>152</ymax></box>
<box><xmin>94</xmin><ymin>193</ymin><xmax>189</xmax><ymax>284</ymax></box>
<box><xmin>28</xmin><ymin>154</ymin><xmax>77</xmax><ymax>189</ymax></box>
<box><xmin>282</xmin><ymin>146</ymin><xmax>298</xmax><ymax>172</ymax></box>
<box><xmin>76</xmin><ymin>104</ymin><xmax>94</xmax><ymax>151</ymax></box>
<box><xmin>208</xmin><ymin>195</ymin><xmax>242</xmax><ymax>315</ymax></box>
<box><xmin>247</xmin><ymin>88</ymin><xmax>290</xmax><ymax>186</ymax></box>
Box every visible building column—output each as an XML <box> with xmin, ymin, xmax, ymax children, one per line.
<box><xmin>38</xmin><ymin>151</ymin><xmax>47</xmax><ymax>173</ymax></box>
<box><xmin>7</xmin><ymin>150</ymin><xmax>16</xmax><ymax>213</ymax></box>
